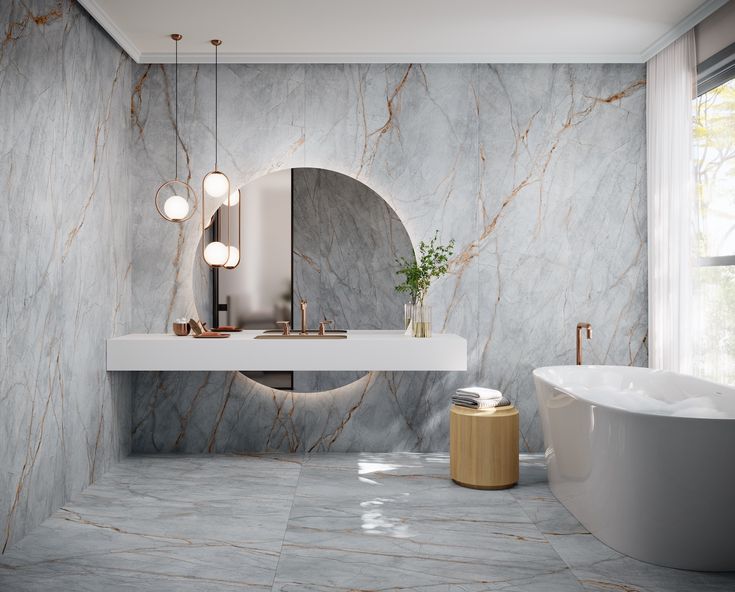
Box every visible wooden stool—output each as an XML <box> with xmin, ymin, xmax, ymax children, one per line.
<box><xmin>450</xmin><ymin>404</ymin><xmax>519</xmax><ymax>489</ymax></box>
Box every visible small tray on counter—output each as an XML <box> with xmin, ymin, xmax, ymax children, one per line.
<box><xmin>193</xmin><ymin>332</ymin><xmax>231</xmax><ymax>339</ymax></box>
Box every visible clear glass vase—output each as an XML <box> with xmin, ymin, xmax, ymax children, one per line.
<box><xmin>412</xmin><ymin>304</ymin><xmax>432</xmax><ymax>338</ymax></box>
<box><xmin>404</xmin><ymin>303</ymin><xmax>414</xmax><ymax>335</ymax></box>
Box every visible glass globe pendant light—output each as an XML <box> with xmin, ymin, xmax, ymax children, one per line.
<box><xmin>202</xmin><ymin>39</ymin><xmax>240</xmax><ymax>268</ymax></box>
<box><xmin>154</xmin><ymin>34</ymin><xmax>197</xmax><ymax>222</ymax></box>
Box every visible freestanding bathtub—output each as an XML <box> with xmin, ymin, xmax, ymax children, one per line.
<box><xmin>533</xmin><ymin>365</ymin><xmax>735</xmax><ymax>571</ymax></box>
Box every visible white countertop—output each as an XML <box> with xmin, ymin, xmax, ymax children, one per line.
<box><xmin>106</xmin><ymin>330</ymin><xmax>467</xmax><ymax>372</ymax></box>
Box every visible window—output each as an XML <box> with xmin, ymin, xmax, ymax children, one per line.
<box><xmin>693</xmin><ymin>45</ymin><xmax>735</xmax><ymax>384</ymax></box>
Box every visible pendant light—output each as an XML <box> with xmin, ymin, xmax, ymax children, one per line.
<box><xmin>154</xmin><ymin>34</ymin><xmax>197</xmax><ymax>222</ymax></box>
<box><xmin>223</xmin><ymin>187</ymin><xmax>241</xmax><ymax>268</ymax></box>
<box><xmin>202</xmin><ymin>39</ymin><xmax>240</xmax><ymax>268</ymax></box>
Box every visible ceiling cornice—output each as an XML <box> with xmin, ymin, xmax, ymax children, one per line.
<box><xmin>77</xmin><ymin>0</ymin><xmax>731</xmax><ymax>65</ymax></box>
<box><xmin>138</xmin><ymin>52</ymin><xmax>647</xmax><ymax>65</ymax></box>
<box><xmin>640</xmin><ymin>0</ymin><xmax>728</xmax><ymax>61</ymax></box>
<box><xmin>77</xmin><ymin>0</ymin><xmax>141</xmax><ymax>61</ymax></box>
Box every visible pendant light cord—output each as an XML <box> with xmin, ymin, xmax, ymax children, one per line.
<box><xmin>214</xmin><ymin>42</ymin><xmax>218</xmax><ymax>169</ymax></box>
<box><xmin>174</xmin><ymin>36</ymin><xmax>178</xmax><ymax>179</ymax></box>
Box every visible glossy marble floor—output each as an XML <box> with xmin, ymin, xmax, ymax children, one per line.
<box><xmin>1</xmin><ymin>454</ymin><xmax>733</xmax><ymax>591</ymax></box>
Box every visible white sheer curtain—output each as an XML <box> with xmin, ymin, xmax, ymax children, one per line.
<box><xmin>647</xmin><ymin>31</ymin><xmax>697</xmax><ymax>373</ymax></box>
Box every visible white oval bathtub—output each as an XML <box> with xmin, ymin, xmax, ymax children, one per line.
<box><xmin>533</xmin><ymin>365</ymin><xmax>735</xmax><ymax>572</ymax></box>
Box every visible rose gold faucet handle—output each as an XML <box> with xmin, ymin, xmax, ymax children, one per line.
<box><xmin>298</xmin><ymin>299</ymin><xmax>308</xmax><ymax>334</ymax></box>
<box><xmin>276</xmin><ymin>321</ymin><xmax>291</xmax><ymax>336</ymax></box>
<box><xmin>318</xmin><ymin>320</ymin><xmax>333</xmax><ymax>336</ymax></box>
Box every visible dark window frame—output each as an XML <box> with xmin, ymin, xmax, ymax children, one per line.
<box><xmin>697</xmin><ymin>41</ymin><xmax>735</xmax><ymax>96</ymax></box>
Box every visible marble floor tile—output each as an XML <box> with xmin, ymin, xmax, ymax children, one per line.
<box><xmin>0</xmin><ymin>456</ymin><xmax>302</xmax><ymax>591</ymax></box>
<box><xmin>1</xmin><ymin>454</ymin><xmax>733</xmax><ymax>592</ymax></box>
<box><xmin>293</xmin><ymin>459</ymin><xmax>533</xmax><ymax>526</ymax></box>
<box><xmin>273</xmin><ymin>453</ymin><xmax>581</xmax><ymax>590</ymax></box>
<box><xmin>549</xmin><ymin>533</ymin><xmax>735</xmax><ymax>592</ymax></box>
<box><xmin>274</xmin><ymin>510</ymin><xmax>582</xmax><ymax>591</ymax></box>
<box><xmin>511</xmin><ymin>457</ymin><xmax>735</xmax><ymax>592</ymax></box>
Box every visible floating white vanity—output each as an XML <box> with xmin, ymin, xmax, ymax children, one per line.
<box><xmin>107</xmin><ymin>330</ymin><xmax>467</xmax><ymax>372</ymax></box>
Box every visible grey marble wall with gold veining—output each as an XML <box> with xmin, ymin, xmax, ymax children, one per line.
<box><xmin>0</xmin><ymin>0</ymin><xmax>133</xmax><ymax>550</ymax></box>
<box><xmin>130</xmin><ymin>63</ymin><xmax>647</xmax><ymax>454</ymax></box>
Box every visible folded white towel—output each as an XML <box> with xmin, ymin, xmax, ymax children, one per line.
<box><xmin>455</xmin><ymin>386</ymin><xmax>503</xmax><ymax>400</ymax></box>
<box><xmin>452</xmin><ymin>396</ymin><xmax>511</xmax><ymax>409</ymax></box>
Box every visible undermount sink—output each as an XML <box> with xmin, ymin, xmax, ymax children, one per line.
<box><xmin>254</xmin><ymin>332</ymin><xmax>347</xmax><ymax>340</ymax></box>
<box><xmin>261</xmin><ymin>329</ymin><xmax>347</xmax><ymax>334</ymax></box>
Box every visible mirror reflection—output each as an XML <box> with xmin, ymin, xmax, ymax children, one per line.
<box><xmin>218</xmin><ymin>170</ymin><xmax>292</xmax><ymax>331</ymax></box>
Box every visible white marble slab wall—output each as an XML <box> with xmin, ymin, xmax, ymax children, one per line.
<box><xmin>130</xmin><ymin>63</ymin><xmax>646</xmax><ymax>454</ymax></box>
<box><xmin>0</xmin><ymin>0</ymin><xmax>133</xmax><ymax>550</ymax></box>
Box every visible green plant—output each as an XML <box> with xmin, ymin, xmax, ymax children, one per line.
<box><xmin>395</xmin><ymin>231</ymin><xmax>455</xmax><ymax>305</ymax></box>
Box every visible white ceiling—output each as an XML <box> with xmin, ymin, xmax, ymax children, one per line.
<box><xmin>78</xmin><ymin>0</ymin><xmax>728</xmax><ymax>64</ymax></box>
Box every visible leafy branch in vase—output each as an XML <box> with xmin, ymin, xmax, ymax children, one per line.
<box><xmin>395</xmin><ymin>231</ymin><xmax>456</xmax><ymax>306</ymax></box>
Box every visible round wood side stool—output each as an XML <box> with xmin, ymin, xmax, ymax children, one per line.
<box><xmin>450</xmin><ymin>404</ymin><xmax>519</xmax><ymax>489</ymax></box>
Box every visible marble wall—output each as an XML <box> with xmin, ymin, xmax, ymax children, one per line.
<box><xmin>130</xmin><ymin>62</ymin><xmax>647</xmax><ymax>454</ymax></box>
<box><xmin>0</xmin><ymin>0</ymin><xmax>133</xmax><ymax>550</ymax></box>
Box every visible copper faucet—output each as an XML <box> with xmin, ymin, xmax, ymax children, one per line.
<box><xmin>576</xmin><ymin>322</ymin><xmax>592</xmax><ymax>365</ymax></box>
<box><xmin>299</xmin><ymin>299</ymin><xmax>308</xmax><ymax>335</ymax></box>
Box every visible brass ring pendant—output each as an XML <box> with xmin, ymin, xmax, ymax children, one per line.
<box><xmin>155</xmin><ymin>34</ymin><xmax>198</xmax><ymax>224</ymax></box>
<box><xmin>154</xmin><ymin>178</ymin><xmax>197</xmax><ymax>222</ymax></box>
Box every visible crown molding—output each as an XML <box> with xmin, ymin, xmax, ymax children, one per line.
<box><xmin>77</xmin><ymin>0</ymin><xmax>730</xmax><ymax>65</ymax></box>
<box><xmin>138</xmin><ymin>51</ymin><xmax>645</xmax><ymax>64</ymax></box>
<box><xmin>76</xmin><ymin>0</ymin><xmax>141</xmax><ymax>62</ymax></box>
<box><xmin>640</xmin><ymin>0</ymin><xmax>729</xmax><ymax>62</ymax></box>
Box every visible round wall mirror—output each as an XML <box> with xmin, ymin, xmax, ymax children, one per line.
<box><xmin>194</xmin><ymin>167</ymin><xmax>414</xmax><ymax>392</ymax></box>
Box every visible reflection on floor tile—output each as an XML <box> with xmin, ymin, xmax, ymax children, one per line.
<box><xmin>0</xmin><ymin>454</ymin><xmax>733</xmax><ymax>591</ymax></box>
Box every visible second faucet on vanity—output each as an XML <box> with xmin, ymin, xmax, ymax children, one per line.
<box><xmin>255</xmin><ymin>300</ymin><xmax>347</xmax><ymax>339</ymax></box>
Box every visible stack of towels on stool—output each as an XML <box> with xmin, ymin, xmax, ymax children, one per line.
<box><xmin>452</xmin><ymin>386</ymin><xmax>510</xmax><ymax>409</ymax></box>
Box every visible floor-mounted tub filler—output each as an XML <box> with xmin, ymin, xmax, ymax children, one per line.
<box><xmin>534</xmin><ymin>365</ymin><xmax>735</xmax><ymax>572</ymax></box>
